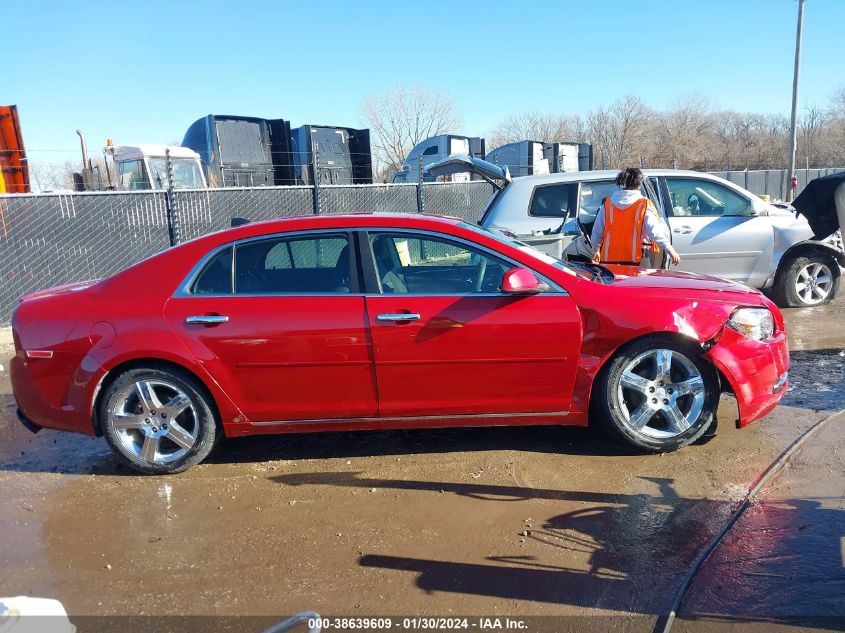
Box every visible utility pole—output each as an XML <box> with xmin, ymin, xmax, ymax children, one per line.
<box><xmin>786</xmin><ymin>0</ymin><xmax>805</xmax><ymax>202</ymax></box>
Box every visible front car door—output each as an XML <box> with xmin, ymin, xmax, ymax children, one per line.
<box><xmin>361</xmin><ymin>228</ymin><xmax>582</xmax><ymax>417</ymax></box>
<box><xmin>164</xmin><ymin>230</ymin><xmax>378</xmax><ymax>422</ymax></box>
<box><xmin>661</xmin><ymin>176</ymin><xmax>773</xmax><ymax>285</ymax></box>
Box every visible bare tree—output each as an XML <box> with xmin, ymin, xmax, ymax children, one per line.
<box><xmin>799</xmin><ymin>105</ymin><xmax>828</xmax><ymax>168</ymax></box>
<box><xmin>487</xmin><ymin>112</ymin><xmax>587</xmax><ymax>148</ymax></box>
<box><xmin>361</xmin><ymin>85</ymin><xmax>463</xmax><ymax>180</ymax></box>
<box><xmin>653</xmin><ymin>94</ymin><xmax>715</xmax><ymax>168</ymax></box>
<box><xmin>27</xmin><ymin>161</ymin><xmax>75</xmax><ymax>192</ymax></box>
<box><xmin>588</xmin><ymin>95</ymin><xmax>654</xmax><ymax>169</ymax></box>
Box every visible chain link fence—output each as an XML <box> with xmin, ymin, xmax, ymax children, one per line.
<box><xmin>0</xmin><ymin>191</ymin><xmax>171</xmax><ymax>324</ymax></box>
<box><xmin>1</xmin><ymin>168</ymin><xmax>842</xmax><ymax>325</ymax></box>
<box><xmin>710</xmin><ymin>168</ymin><xmax>845</xmax><ymax>200</ymax></box>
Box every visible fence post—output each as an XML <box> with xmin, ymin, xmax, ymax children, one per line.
<box><xmin>311</xmin><ymin>132</ymin><xmax>321</xmax><ymax>214</ymax></box>
<box><xmin>165</xmin><ymin>149</ymin><xmax>180</xmax><ymax>246</ymax></box>
<box><xmin>416</xmin><ymin>155</ymin><xmax>425</xmax><ymax>213</ymax></box>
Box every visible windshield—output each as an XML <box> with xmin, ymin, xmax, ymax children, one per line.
<box><xmin>146</xmin><ymin>157</ymin><xmax>205</xmax><ymax>189</ymax></box>
<box><xmin>459</xmin><ymin>222</ymin><xmax>595</xmax><ymax>281</ymax></box>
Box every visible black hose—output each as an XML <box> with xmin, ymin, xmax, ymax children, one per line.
<box><xmin>656</xmin><ymin>407</ymin><xmax>845</xmax><ymax>633</ymax></box>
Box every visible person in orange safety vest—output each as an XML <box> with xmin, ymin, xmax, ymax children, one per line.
<box><xmin>590</xmin><ymin>167</ymin><xmax>681</xmax><ymax>267</ymax></box>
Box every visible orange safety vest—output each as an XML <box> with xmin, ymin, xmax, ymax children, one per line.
<box><xmin>599</xmin><ymin>197</ymin><xmax>650</xmax><ymax>264</ymax></box>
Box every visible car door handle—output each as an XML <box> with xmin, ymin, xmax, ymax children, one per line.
<box><xmin>185</xmin><ymin>315</ymin><xmax>229</xmax><ymax>325</ymax></box>
<box><xmin>376</xmin><ymin>313</ymin><xmax>421</xmax><ymax>322</ymax></box>
<box><xmin>673</xmin><ymin>226</ymin><xmax>693</xmax><ymax>234</ymax></box>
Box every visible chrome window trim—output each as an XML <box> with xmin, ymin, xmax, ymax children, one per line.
<box><xmin>173</xmin><ymin>225</ymin><xmax>568</xmax><ymax>299</ymax></box>
<box><xmin>173</xmin><ymin>228</ymin><xmax>353</xmax><ymax>298</ymax></box>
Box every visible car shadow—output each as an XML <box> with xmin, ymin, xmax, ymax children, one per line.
<box><xmin>208</xmin><ymin>424</ymin><xmax>631</xmax><ymax>465</ymax></box>
<box><xmin>266</xmin><ymin>471</ymin><xmax>845</xmax><ymax>628</ymax></box>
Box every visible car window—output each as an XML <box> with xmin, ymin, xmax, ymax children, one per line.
<box><xmin>192</xmin><ymin>246</ymin><xmax>233</xmax><ymax>294</ymax></box>
<box><xmin>369</xmin><ymin>232</ymin><xmax>512</xmax><ymax>294</ymax></box>
<box><xmin>665</xmin><ymin>178</ymin><xmax>753</xmax><ymax>217</ymax></box>
<box><xmin>529</xmin><ymin>183</ymin><xmax>577</xmax><ymax>218</ymax></box>
<box><xmin>234</xmin><ymin>234</ymin><xmax>350</xmax><ymax>294</ymax></box>
<box><xmin>578</xmin><ymin>181</ymin><xmax>619</xmax><ymax>223</ymax></box>
<box><xmin>422</xmin><ymin>145</ymin><xmax>439</xmax><ymax>156</ymax></box>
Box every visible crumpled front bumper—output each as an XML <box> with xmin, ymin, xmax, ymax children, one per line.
<box><xmin>704</xmin><ymin>326</ymin><xmax>790</xmax><ymax>428</ymax></box>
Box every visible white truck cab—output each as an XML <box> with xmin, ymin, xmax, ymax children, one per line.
<box><xmin>107</xmin><ymin>144</ymin><xmax>207</xmax><ymax>190</ymax></box>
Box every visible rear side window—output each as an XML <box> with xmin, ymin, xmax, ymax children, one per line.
<box><xmin>192</xmin><ymin>247</ymin><xmax>233</xmax><ymax>294</ymax></box>
<box><xmin>529</xmin><ymin>183</ymin><xmax>577</xmax><ymax>218</ymax></box>
<box><xmin>235</xmin><ymin>234</ymin><xmax>351</xmax><ymax>294</ymax></box>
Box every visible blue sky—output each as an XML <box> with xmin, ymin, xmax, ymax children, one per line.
<box><xmin>8</xmin><ymin>0</ymin><xmax>845</xmax><ymax>167</ymax></box>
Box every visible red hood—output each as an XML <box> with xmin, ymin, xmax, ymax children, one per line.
<box><xmin>605</xmin><ymin>266</ymin><xmax>762</xmax><ymax>297</ymax></box>
<box><xmin>20</xmin><ymin>279</ymin><xmax>101</xmax><ymax>302</ymax></box>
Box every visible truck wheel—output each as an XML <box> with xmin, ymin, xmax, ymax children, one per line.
<box><xmin>773</xmin><ymin>254</ymin><xmax>840</xmax><ymax>307</ymax></box>
<box><xmin>593</xmin><ymin>337</ymin><xmax>719</xmax><ymax>453</ymax></box>
<box><xmin>100</xmin><ymin>366</ymin><xmax>218</xmax><ymax>475</ymax></box>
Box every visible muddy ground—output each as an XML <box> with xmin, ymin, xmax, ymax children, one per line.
<box><xmin>0</xmin><ymin>296</ymin><xmax>843</xmax><ymax>632</ymax></box>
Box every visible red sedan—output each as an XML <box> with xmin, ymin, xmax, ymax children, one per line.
<box><xmin>10</xmin><ymin>214</ymin><xmax>789</xmax><ymax>474</ymax></box>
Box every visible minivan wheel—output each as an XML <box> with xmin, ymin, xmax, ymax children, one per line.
<box><xmin>773</xmin><ymin>254</ymin><xmax>839</xmax><ymax>307</ymax></box>
<box><xmin>594</xmin><ymin>337</ymin><xmax>719</xmax><ymax>453</ymax></box>
<box><xmin>100</xmin><ymin>367</ymin><xmax>217</xmax><ymax>475</ymax></box>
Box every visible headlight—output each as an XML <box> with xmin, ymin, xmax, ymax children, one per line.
<box><xmin>727</xmin><ymin>308</ymin><xmax>775</xmax><ymax>341</ymax></box>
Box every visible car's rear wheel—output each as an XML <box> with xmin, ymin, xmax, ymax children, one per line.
<box><xmin>773</xmin><ymin>254</ymin><xmax>840</xmax><ymax>307</ymax></box>
<box><xmin>100</xmin><ymin>367</ymin><xmax>217</xmax><ymax>475</ymax></box>
<box><xmin>594</xmin><ymin>337</ymin><xmax>719</xmax><ymax>453</ymax></box>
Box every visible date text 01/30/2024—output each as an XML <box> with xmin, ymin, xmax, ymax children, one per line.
<box><xmin>308</xmin><ymin>617</ymin><xmax>528</xmax><ymax>630</ymax></box>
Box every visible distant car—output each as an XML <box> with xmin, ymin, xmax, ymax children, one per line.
<box><xmin>428</xmin><ymin>156</ymin><xmax>844</xmax><ymax>308</ymax></box>
<box><xmin>12</xmin><ymin>214</ymin><xmax>788</xmax><ymax>474</ymax></box>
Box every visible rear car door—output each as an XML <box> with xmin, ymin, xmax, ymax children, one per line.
<box><xmin>164</xmin><ymin>231</ymin><xmax>378</xmax><ymax>422</ymax></box>
<box><xmin>362</xmin><ymin>229</ymin><xmax>582</xmax><ymax>417</ymax></box>
<box><xmin>661</xmin><ymin>177</ymin><xmax>773</xmax><ymax>285</ymax></box>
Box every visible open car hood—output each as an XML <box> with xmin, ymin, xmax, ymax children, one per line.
<box><xmin>426</xmin><ymin>154</ymin><xmax>512</xmax><ymax>185</ymax></box>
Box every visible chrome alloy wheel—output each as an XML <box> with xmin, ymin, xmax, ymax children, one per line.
<box><xmin>110</xmin><ymin>379</ymin><xmax>198</xmax><ymax>464</ymax></box>
<box><xmin>795</xmin><ymin>261</ymin><xmax>834</xmax><ymax>305</ymax></box>
<box><xmin>616</xmin><ymin>348</ymin><xmax>705</xmax><ymax>439</ymax></box>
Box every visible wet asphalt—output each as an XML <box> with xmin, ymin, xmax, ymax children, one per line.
<box><xmin>0</xmin><ymin>295</ymin><xmax>843</xmax><ymax>631</ymax></box>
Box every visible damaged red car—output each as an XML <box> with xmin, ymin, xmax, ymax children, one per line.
<box><xmin>10</xmin><ymin>214</ymin><xmax>789</xmax><ymax>474</ymax></box>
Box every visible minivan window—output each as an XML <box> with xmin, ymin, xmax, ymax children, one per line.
<box><xmin>529</xmin><ymin>183</ymin><xmax>577</xmax><ymax>218</ymax></box>
<box><xmin>578</xmin><ymin>181</ymin><xmax>620</xmax><ymax>223</ymax></box>
<box><xmin>665</xmin><ymin>178</ymin><xmax>753</xmax><ymax>217</ymax></box>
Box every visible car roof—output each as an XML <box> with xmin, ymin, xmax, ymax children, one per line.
<box><xmin>185</xmin><ymin>212</ymin><xmax>465</xmax><ymax>247</ymax></box>
<box><xmin>502</xmin><ymin>168</ymin><xmax>713</xmax><ymax>187</ymax></box>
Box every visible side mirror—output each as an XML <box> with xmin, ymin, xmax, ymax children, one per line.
<box><xmin>501</xmin><ymin>268</ymin><xmax>544</xmax><ymax>294</ymax></box>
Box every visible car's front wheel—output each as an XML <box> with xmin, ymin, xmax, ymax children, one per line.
<box><xmin>100</xmin><ymin>366</ymin><xmax>218</xmax><ymax>475</ymax></box>
<box><xmin>594</xmin><ymin>337</ymin><xmax>719</xmax><ymax>453</ymax></box>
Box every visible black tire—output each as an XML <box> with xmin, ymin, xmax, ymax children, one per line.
<box><xmin>772</xmin><ymin>254</ymin><xmax>840</xmax><ymax>308</ymax></box>
<box><xmin>100</xmin><ymin>366</ymin><xmax>218</xmax><ymax>475</ymax></box>
<box><xmin>592</xmin><ymin>336</ymin><xmax>720</xmax><ymax>453</ymax></box>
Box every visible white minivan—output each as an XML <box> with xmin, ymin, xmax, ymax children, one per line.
<box><xmin>428</xmin><ymin>155</ymin><xmax>843</xmax><ymax>307</ymax></box>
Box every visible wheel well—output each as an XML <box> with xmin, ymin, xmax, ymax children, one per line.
<box><xmin>92</xmin><ymin>358</ymin><xmax>222</xmax><ymax>436</ymax></box>
<box><xmin>778</xmin><ymin>243</ymin><xmax>844</xmax><ymax>274</ymax></box>
<box><xmin>588</xmin><ymin>331</ymin><xmax>727</xmax><ymax>419</ymax></box>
